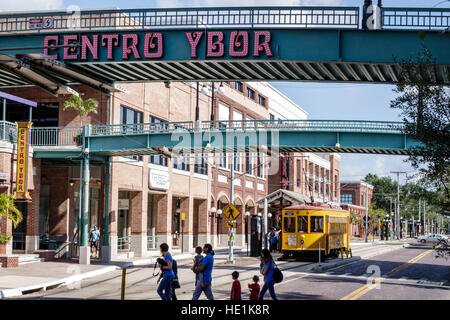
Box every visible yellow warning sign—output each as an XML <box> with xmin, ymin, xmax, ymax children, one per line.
<box><xmin>226</xmin><ymin>222</ymin><xmax>237</xmax><ymax>229</ymax></box>
<box><xmin>222</xmin><ymin>204</ymin><xmax>241</xmax><ymax>221</ymax></box>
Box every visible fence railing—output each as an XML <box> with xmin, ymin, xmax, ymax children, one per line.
<box><xmin>0</xmin><ymin>6</ymin><xmax>361</xmax><ymax>33</ymax></box>
<box><xmin>0</xmin><ymin>121</ymin><xmax>17</xmax><ymax>142</ymax></box>
<box><xmin>147</xmin><ymin>235</ymin><xmax>157</xmax><ymax>250</ymax></box>
<box><xmin>118</xmin><ymin>236</ymin><xmax>130</xmax><ymax>252</ymax></box>
<box><xmin>90</xmin><ymin>121</ymin><xmax>194</xmax><ymax>136</ymax></box>
<box><xmin>30</xmin><ymin>126</ymin><xmax>83</xmax><ymax>146</ymax></box>
<box><xmin>201</xmin><ymin>119</ymin><xmax>405</xmax><ymax>133</ymax></box>
<box><xmin>382</xmin><ymin>7</ymin><xmax>450</xmax><ymax>30</ymax></box>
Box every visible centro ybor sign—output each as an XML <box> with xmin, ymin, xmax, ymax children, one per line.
<box><xmin>14</xmin><ymin>121</ymin><xmax>32</xmax><ymax>200</ymax></box>
<box><xmin>149</xmin><ymin>169</ymin><xmax>170</xmax><ymax>191</ymax></box>
<box><xmin>43</xmin><ymin>31</ymin><xmax>273</xmax><ymax>61</ymax></box>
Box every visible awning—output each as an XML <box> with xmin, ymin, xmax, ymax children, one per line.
<box><xmin>256</xmin><ymin>189</ymin><xmax>311</xmax><ymax>208</ymax></box>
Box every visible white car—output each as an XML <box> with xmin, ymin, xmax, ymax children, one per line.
<box><xmin>417</xmin><ymin>234</ymin><xmax>448</xmax><ymax>244</ymax></box>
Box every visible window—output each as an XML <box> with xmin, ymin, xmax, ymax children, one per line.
<box><xmin>120</xmin><ymin>105</ymin><xmax>143</xmax><ymax>161</ymax></box>
<box><xmin>173</xmin><ymin>154</ymin><xmax>190</xmax><ymax>171</ymax></box>
<box><xmin>218</xmin><ymin>152</ymin><xmax>227</xmax><ymax>169</ymax></box>
<box><xmin>247</xmin><ymin>87</ymin><xmax>255</xmax><ymax>100</ymax></box>
<box><xmin>258</xmin><ymin>95</ymin><xmax>266</xmax><ymax>106</ymax></box>
<box><xmin>234</xmin><ymin>81</ymin><xmax>243</xmax><ymax>92</ymax></box>
<box><xmin>194</xmin><ymin>154</ymin><xmax>207</xmax><ymax>175</ymax></box>
<box><xmin>257</xmin><ymin>153</ymin><xmax>264</xmax><ymax>178</ymax></box>
<box><xmin>233</xmin><ymin>152</ymin><xmax>241</xmax><ymax>172</ymax></box>
<box><xmin>149</xmin><ymin>116</ymin><xmax>168</xmax><ymax>166</ymax></box>
<box><xmin>297</xmin><ymin>216</ymin><xmax>308</xmax><ymax>233</ymax></box>
<box><xmin>245</xmin><ymin>152</ymin><xmax>253</xmax><ymax>175</ymax></box>
<box><xmin>284</xmin><ymin>216</ymin><xmax>296</xmax><ymax>233</ymax></box>
<box><xmin>310</xmin><ymin>216</ymin><xmax>324</xmax><ymax>233</ymax></box>
<box><xmin>341</xmin><ymin>194</ymin><xmax>353</xmax><ymax>204</ymax></box>
<box><xmin>269</xmin><ymin>113</ymin><xmax>275</xmax><ymax>121</ymax></box>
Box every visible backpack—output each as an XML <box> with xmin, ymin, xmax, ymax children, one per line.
<box><xmin>272</xmin><ymin>261</ymin><xmax>283</xmax><ymax>283</ymax></box>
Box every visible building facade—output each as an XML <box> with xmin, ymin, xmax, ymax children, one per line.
<box><xmin>340</xmin><ymin>181</ymin><xmax>374</xmax><ymax>237</ymax></box>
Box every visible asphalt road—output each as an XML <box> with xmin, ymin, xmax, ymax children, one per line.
<box><xmin>12</xmin><ymin>242</ymin><xmax>450</xmax><ymax>300</ymax></box>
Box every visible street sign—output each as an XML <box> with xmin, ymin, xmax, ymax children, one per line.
<box><xmin>181</xmin><ymin>212</ymin><xmax>185</xmax><ymax>221</ymax></box>
<box><xmin>222</xmin><ymin>204</ymin><xmax>241</xmax><ymax>221</ymax></box>
<box><xmin>226</xmin><ymin>222</ymin><xmax>237</xmax><ymax>229</ymax></box>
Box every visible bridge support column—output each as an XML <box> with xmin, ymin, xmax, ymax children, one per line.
<box><xmin>130</xmin><ymin>191</ymin><xmax>148</xmax><ymax>257</ymax></box>
<box><xmin>80</xmin><ymin>154</ymin><xmax>90</xmax><ymax>265</ymax></box>
<box><xmin>155</xmin><ymin>194</ymin><xmax>172</xmax><ymax>249</ymax></box>
<box><xmin>101</xmin><ymin>157</ymin><xmax>111</xmax><ymax>263</ymax></box>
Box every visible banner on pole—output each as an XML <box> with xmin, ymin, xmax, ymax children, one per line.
<box><xmin>14</xmin><ymin>122</ymin><xmax>33</xmax><ymax>200</ymax></box>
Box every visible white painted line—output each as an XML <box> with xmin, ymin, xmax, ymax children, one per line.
<box><xmin>362</xmin><ymin>273</ymin><xmax>370</xmax><ymax>277</ymax></box>
<box><xmin>399</xmin><ymin>277</ymin><xmax>408</xmax><ymax>281</ymax></box>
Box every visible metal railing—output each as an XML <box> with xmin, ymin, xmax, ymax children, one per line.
<box><xmin>90</xmin><ymin>121</ymin><xmax>193</xmax><ymax>136</ymax></box>
<box><xmin>147</xmin><ymin>235</ymin><xmax>157</xmax><ymax>250</ymax></box>
<box><xmin>118</xmin><ymin>236</ymin><xmax>130</xmax><ymax>252</ymax></box>
<box><xmin>0</xmin><ymin>7</ymin><xmax>361</xmax><ymax>33</ymax></box>
<box><xmin>30</xmin><ymin>126</ymin><xmax>83</xmax><ymax>146</ymax></box>
<box><xmin>382</xmin><ymin>7</ymin><xmax>450</xmax><ymax>30</ymax></box>
<box><xmin>201</xmin><ymin>119</ymin><xmax>405</xmax><ymax>133</ymax></box>
<box><xmin>0</xmin><ymin>121</ymin><xmax>17</xmax><ymax>142</ymax></box>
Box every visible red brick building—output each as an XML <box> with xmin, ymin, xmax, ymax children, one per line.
<box><xmin>340</xmin><ymin>181</ymin><xmax>374</xmax><ymax>237</ymax></box>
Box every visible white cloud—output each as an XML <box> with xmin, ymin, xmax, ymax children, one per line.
<box><xmin>0</xmin><ymin>0</ymin><xmax>63</xmax><ymax>12</ymax></box>
<box><xmin>340</xmin><ymin>154</ymin><xmax>414</xmax><ymax>181</ymax></box>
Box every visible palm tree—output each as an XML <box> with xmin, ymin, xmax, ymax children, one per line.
<box><xmin>0</xmin><ymin>194</ymin><xmax>22</xmax><ymax>244</ymax></box>
<box><xmin>63</xmin><ymin>95</ymin><xmax>99</xmax><ymax>144</ymax></box>
<box><xmin>63</xmin><ymin>95</ymin><xmax>99</xmax><ymax>127</ymax></box>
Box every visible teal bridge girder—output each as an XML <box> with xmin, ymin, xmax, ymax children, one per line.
<box><xmin>0</xmin><ymin>120</ymin><xmax>422</xmax><ymax>158</ymax></box>
<box><xmin>0</xmin><ymin>6</ymin><xmax>449</xmax><ymax>90</ymax></box>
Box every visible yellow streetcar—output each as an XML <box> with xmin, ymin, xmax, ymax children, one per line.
<box><xmin>280</xmin><ymin>203</ymin><xmax>350</xmax><ymax>259</ymax></box>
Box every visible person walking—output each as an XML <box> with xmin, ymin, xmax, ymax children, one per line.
<box><xmin>156</xmin><ymin>243</ymin><xmax>175</xmax><ymax>300</ymax></box>
<box><xmin>248</xmin><ymin>275</ymin><xmax>260</xmax><ymax>301</ymax></box>
<box><xmin>230</xmin><ymin>271</ymin><xmax>241</xmax><ymax>300</ymax></box>
<box><xmin>192</xmin><ymin>243</ymin><xmax>215</xmax><ymax>300</ymax></box>
<box><xmin>269</xmin><ymin>229</ymin><xmax>278</xmax><ymax>253</ymax></box>
<box><xmin>89</xmin><ymin>226</ymin><xmax>100</xmax><ymax>258</ymax></box>
<box><xmin>258</xmin><ymin>248</ymin><xmax>278</xmax><ymax>300</ymax></box>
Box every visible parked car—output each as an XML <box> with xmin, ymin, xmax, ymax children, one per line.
<box><xmin>417</xmin><ymin>234</ymin><xmax>448</xmax><ymax>244</ymax></box>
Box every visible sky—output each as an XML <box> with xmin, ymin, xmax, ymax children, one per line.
<box><xmin>1</xmin><ymin>0</ymin><xmax>447</xmax><ymax>183</ymax></box>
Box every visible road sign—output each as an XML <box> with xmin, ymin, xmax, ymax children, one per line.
<box><xmin>226</xmin><ymin>222</ymin><xmax>237</xmax><ymax>229</ymax></box>
<box><xmin>181</xmin><ymin>212</ymin><xmax>185</xmax><ymax>221</ymax></box>
<box><xmin>222</xmin><ymin>204</ymin><xmax>241</xmax><ymax>221</ymax></box>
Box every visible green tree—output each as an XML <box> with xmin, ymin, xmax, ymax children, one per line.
<box><xmin>63</xmin><ymin>95</ymin><xmax>99</xmax><ymax>127</ymax></box>
<box><xmin>0</xmin><ymin>194</ymin><xmax>22</xmax><ymax>243</ymax></box>
<box><xmin>391</xmin><ymin>45</ymin><xmax>450</xmax><ymax>215</ymax></box>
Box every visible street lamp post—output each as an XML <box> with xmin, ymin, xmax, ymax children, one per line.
<box><xmin>245</xmin><ymin>211</ymin><xmax>250</xmax><ymax>256</ymax></box>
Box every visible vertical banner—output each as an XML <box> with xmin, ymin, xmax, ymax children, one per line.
<box><xmin>14</xmin><ymin>121</ymin><xmax>33</xmax><ymax>200</ymax></box>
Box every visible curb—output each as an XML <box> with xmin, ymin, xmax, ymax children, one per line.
<box><xmin>0</xmin><ymin>265</ymin><xmax>120</xmax><ymax>299</ymax></box>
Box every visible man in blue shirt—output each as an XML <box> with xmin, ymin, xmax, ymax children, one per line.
<box><xmin>157</xmin><ymin>243</ymin><xmax>175</xmax><ymax>300</ymax></box>
<box><xmin>192</xmin><ymin>243</ymin><xmax>215</xmax><ymax>300</ymax></box>
<box><xmin>89</xmin><ymin>226</ymin><xmax>100</xmax><ymax>258</ymax></box>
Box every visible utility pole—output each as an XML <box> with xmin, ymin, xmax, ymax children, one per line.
<box><xmin>227</xmin><ymin>152</ymin><xmax>235</xmax><ymax>264</ymax></box>
<box><xmin>423</xmin><ymin>201</ymin><xmax>426</xmax><ymax>235</ymax></box>
<box><xmin>418</xmin><ymin>199</ymin><xmax>421</xmax><ymax>236</ymax></box>
<box><xmin>365</xmin><ymin>182</ymin><xmax>369</xmax><ymax>242</ymax></box>
<box><xmin>391</xmin><ymin>171</ymin><xmax>407</xmax><ymax>240</ymax></box>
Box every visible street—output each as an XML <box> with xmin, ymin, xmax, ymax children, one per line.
<box><xmin>12</xmin><ymin>241</ymin><xmax>449</xmax><ymax>300</ymax></box>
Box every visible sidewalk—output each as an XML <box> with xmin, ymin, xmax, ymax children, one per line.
<box><xmin>0</xmin><ymin>247</ymin><xmax>247</xmax><ymax>299</ymax></box>
<box><xmin>0</xmin><ymin>241</ymin><xmax>412</xmax><ymax>299</ymax></box>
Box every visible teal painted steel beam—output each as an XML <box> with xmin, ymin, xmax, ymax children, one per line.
<box><xmin>81</xmin><ymin>154</ymin><xmax>90</xmax><ymax>247</ymax></box>
<box><xmin>0</xmin><ymin>29</ymin><xmax>448</xmax><ymax>66</ymax></box>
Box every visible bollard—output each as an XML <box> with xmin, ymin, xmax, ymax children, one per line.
<box><xmin>345</xmin><ymin>248</ymin><xmax>349</xmax><ymax>259</ymax></box>
<box><xmin>349</xmin><ymin>248</ymin><xmax>353</xmax><ymax>258</ymax></box>
<box><xmin>340</xmin><ymin>247</ymin><xmax>344</xmax><ymax>260</ymax></box>
<box><xmin>121</xmin><ymin>268</ymin><xmax>126</xmax><ymax>300</ymax></box>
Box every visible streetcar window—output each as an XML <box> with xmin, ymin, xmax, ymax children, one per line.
<box><xmin>297</xmin><ymin>216</ymin><xmax>308</xmax><ymax>233</ymax></box>
<box><xmin>284</xmin><ymin>217</ymin><xmax>295</xmax><ymax>233</ymax></box>
<box><xmin>310</xmin><ymin>216</ymin><xmax>324</xmax><ymax>233</ymax></box>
